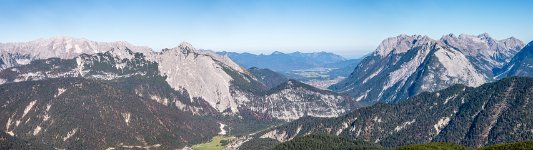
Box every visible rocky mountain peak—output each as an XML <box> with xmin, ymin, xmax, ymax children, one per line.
<box><xmin>441</xmin><ymin>33</ymin><xmax>485</xmax><ymax>41</ymax></box>
<box><xmin>177</xmin><ymin>42</ymin><xmax>196</xmax><ymax>53</ymax></box>
<box><xmin>1</xmin><ymin>36</ymin><xmax>153</xmax><ymax>58</ymax></box>
<box><xmin>106</xmin><ymin>47</ymin><xmax>137</xmax><ymax>60</ymax></box>
<box><xmin>500</xmin><ymin>36</ymin><xmax>525</xmax><ymax>50</ymax></box>
<box><xmin>331</xmin><ymin>33</ymin><xmax>522</xmax><ymax>104</ymax></box>
<box><xmin>477</xmin><ymin>32</ymin><xmax>491</xmax><ymax>39</ymax></box>
<box><xmin>375</xmin><ymin>34</ymin><xmax>434</xmax><ymax>57</ymax></box>
<box><xmin>439</xmin><ymin>33</ymin><xmax>524</xmax><ymax>74</ymax></box>
<box><xmin>34</xmin><ymin>36</ymin><xmax>86</xmax><ymax>43</ymax></box>
<box><xmin>440</xmin><ymin>33</ymin><xmax>523</xmax><ymax>51</ymax></box>
<box><xmin>282</xmin><ymin>79</ymin><xmax>298</xmax><ymax>88</ymax></box>
<box><xmin>0</xmin><ymin>37</ymin><xmax>154</xmax><ymax>71</ymax></box>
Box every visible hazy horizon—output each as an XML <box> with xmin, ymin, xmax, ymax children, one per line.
<box><xmin>0</xmin><ymin>33</ymin><xmax>527</xmax><ymax>59</ymax></box>
<box><xmin>1</xmin><ymin>0</ymin><xmax>532</xmax><ymax>58</ymax></box>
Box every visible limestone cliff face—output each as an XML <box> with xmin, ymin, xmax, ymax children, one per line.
<box><xmin>330</xmin><ymin>34</ymin><xmax>523</xmax><ymax>104</ymax></box>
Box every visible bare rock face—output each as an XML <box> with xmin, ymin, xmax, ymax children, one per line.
<box><xmin>440</xmin><ymin>33</ymin><xmax>524</xmax><ymax>75</ymax></box>
<box><xmin>330</xmin><ymin>34</ymin><xmax>522</xmax><ymax>104</ymax></box>
<box><xmin>0</xmin><ymin>36</ymin><xmax>153</xmax><ymax>70</ymax></box>
<box><xmin>375</xmin><ymin>34</ymin><xmax>434</xmax><ymax>57</ymax></box>
<box><xmin>155</xmin><ymin>42</ymin><xmax>248</xmax><ymax>113</ymax></box>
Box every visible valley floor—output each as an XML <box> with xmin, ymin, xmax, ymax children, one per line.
<box><xmin>193</xmin><ymin>136</ymin><xmax>234</xmax><ymax>150</ymax></box>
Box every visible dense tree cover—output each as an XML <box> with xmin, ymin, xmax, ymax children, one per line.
<box><xmin>220</xmin><ymin>63</ymin><xmax>268</xmax><ymax>95</ymax></box>
<box><xmin>396</xmin><ymin>141</ymin><xmax>533</xmax><ymax>150</ymax></box>
<box><xmin>479</xmin><ymin>141</ymin><xmax>533</xmax><ymax>150</ymax></box>
<box><xmin>270</xmin><ymin>134</ymin><xmax>382</xmax><ymax>150</ymax></box>
<box><xmin>221</xmin><ymin>107</ymin><xmax>285</xmax><ymax>136</ymax></box>
<box><xmin>239</xmin><ymin>138</ymin><xmax>280</xmax><ymax>150</ymax></box>
<box><xmin>0</xmin><ymin>131</ymin><xmax>53</xmax><ymax>149</ymax></box>
<box><xmin>267</xmin><ymin>134</ymin><xmax>533</xmax><ymax>150</ymax></box>
<box><xmin>249</xmin><ymin>77</ymin><xmax>533</xmax><ymax>148</ymax></box>
<box><xmin>0</xmin><ymin>78</ymin><xmax>220</xmax><ymax>149</ymax></box>
<box><xmin>396</xmin><ymin>142</ymin><xmax>473</xmax><ymax>150</ymax></box>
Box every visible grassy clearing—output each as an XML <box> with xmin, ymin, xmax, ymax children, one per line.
<box><xmin>193</xmin><ymin>136</ymin><xmax>234</xmax><ymax>150</ymax></box>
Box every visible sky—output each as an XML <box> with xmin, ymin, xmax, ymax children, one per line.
<box><xmin>0</xmin><ymin>0</ymin><xmax>532</xmax><ymax>58</ymax></box>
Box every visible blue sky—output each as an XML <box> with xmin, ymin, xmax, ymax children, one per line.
<box><xmin>1</xmin><ymin>0</ymin><xmax>532</xmax><ymax>58</ymax></box>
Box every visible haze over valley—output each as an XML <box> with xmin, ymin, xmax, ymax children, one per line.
<box><xmin>1</xmin><ymin>0</ymin><xmax>533</xmax><ymax>150</ymax></box>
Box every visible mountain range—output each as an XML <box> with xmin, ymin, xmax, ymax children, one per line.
<box><xmin>0</xmin><ymin>37</ymin><xmax>360</xmax><ymax>149</ymax></box>
<box><xmin>0</xmin><ymin>36</ymin><xmax>152</xmax><ymax>71</ymax></box>
<box><xmin>494</xmin><ymin>41</ymin><xmax>533</xmax><ymax>78</ymax></box>
<box><xmin>217</xmin><ymin>51</ymin><xmax>362</xmax><ymax>87</ymax></box>
<box><xmin>0</xmin><ymin>34</ymin><xmax>532</xmax><ymax>149</ymax></box>
<box><xmin>230</xmin><ymin>34</ymin><xmax>533</xmax><ymax>150</ymax></box>
<box><xmin>330</xmin><ymin>33</ymin><xmax>525</xmax><ymax>104</ymax></box>
<box><xmin>217</xmin><ymin>51</ymin><xmax>348</xmax><ymax>73</ymax></box>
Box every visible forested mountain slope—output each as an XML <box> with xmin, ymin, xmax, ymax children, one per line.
<box><xmin>246</xmin><ymin>77</ymin><xmax>533</xmax><ymax>148</ymax></box>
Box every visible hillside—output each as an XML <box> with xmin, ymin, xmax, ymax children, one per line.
<box><xmin>240</xmin><ymin>134</ymin><xmax>533</xmax><ymax>150</ymax></box>
<box><xmin>0</xmin><ymin>78</ymin><xmax>219</xmax><ymax>149</ymax></box>
<box><xmin>248</xmin><ymin>67</ymin><xmax>289</xmax><ymax>90</ymax></box>
<box><xmin>245</xmin><ymin>77</ymin><xmax>533</xmax><ymax>148</ymax></box>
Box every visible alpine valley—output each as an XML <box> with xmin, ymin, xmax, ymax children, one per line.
<box><xmin>1</xmin><ymin>33</ymin><xmax>533</xmax><ymax>150</ymax></box>
<box><xmin>234</xmin><ymin>34</ymin><xmax>533</xmax><ymax>150</ymax></box>
<box><xmin>217</xmin><ymin>51</ymin><xmax>362</xmax><ymax>89</ymax></box>
<box><xmin>0</xmin><ymin>37</ymin><xmax>361</xmax><ymax>149</ymax></box>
